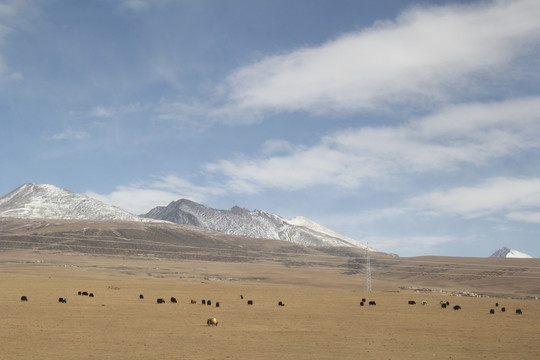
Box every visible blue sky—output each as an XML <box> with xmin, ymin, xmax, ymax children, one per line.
<box><xmin>1</xmin><ymin>0</ymin><xmax>540</xmax><ymax>257</ymax></box>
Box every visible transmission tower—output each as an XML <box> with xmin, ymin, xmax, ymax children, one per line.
<box><xmin>365</xmin><ymin>243</ymin><xmax>372</xmax><ymax>292</ymax></box>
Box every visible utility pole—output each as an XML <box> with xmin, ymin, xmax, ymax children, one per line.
<box><xmin>365</xmin><ymin>243</ymin><xmax>372</xmax><ymax>292</ymax></box>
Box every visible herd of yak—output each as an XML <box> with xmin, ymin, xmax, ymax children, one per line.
<box><xmin>404</xmin><ymin>299</ymin><xmax>523</xmax><ymax>315</ymax></box>
<box><xmin>17</xmin><ymin>293</ymin><xmax>524</xmax><ymax>326</ymax></box>
<box><xmin>17</xmin><ymin>292</ymin><xmax>282</xmax><ymax>326</ymax></box>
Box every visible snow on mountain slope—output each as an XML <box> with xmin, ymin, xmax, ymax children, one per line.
<box><xmin>0</xmin><ymin>183</ymin><xmax>144</xmax><ymax>221</ymax></box>
<box><xmin>489</xmin><ymin>247</ymin><xmax>532</xmax><ymax>258</ymax></box>
<box><xmin>0</xmin><ymin>183</ymin><xmax>369</xmax><ymax>249</ymax></box>
<box><xmin>288</xmin><ymin>216</ymin><xmax>358</xmax><ymax>245</ymax></box>
<box><xmin>142</xmin><ymin>199</ymin><xmax>367</xmax><ymax>249</ymax></box>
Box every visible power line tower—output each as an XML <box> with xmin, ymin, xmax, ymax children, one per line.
<box><xmin>365</xmin><ymin>243</ymin><xmax>372</xmax><ymax>292</ymax></box>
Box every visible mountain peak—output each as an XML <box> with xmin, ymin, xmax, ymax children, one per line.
<box><xmin>230</xmin><ymin>205</ymin><xmax>249</xmax><ymax>214</ymax></box>
<box><xmin>0</xmin><ymin>183</ymin><xmax>143</xmax><ymax>221</ymax></box>
<box><xmin>143</xmin><ymin>200</ymin><xmax>367</xmax><ymax>249</ymax></box>
<box><xmin>489</xmin><ymin>246</ymin><xmax>532</xmax><ymax>258</ymax></box>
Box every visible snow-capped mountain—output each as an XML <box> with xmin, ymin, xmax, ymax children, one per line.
<box><xmin>489</xmin><ymin>247</ymin><xmax>532</xmax><ymax>258</ymax></box>
<box><xmin>142</xmin><ymin>199</ymin><xmax>367</xmax><ymax>249</ymax></box>
<box><xmin>0</xmin><ymin>183</ymin><xmax>143</xmax><ymax>221</ymax></box>
<box><xmin>0</xmin><ymin>183</ymin><xmax>369</xmax><ymax>249</ymax></box>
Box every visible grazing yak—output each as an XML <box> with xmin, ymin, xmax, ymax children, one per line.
<box><xmin>58</xmin><ymin>297</ymin><xmax>67</xmax><ymax>303</ymax></box>
<box><xmin>369</xmin><ymin>301</ymin><xmax>376</xmax><ymax>306</ymax></box>
<box><xmin>207</xmin><ymin>300</ymin><xmax>212</xmax><ymax>306</ymax></box>
<box><xmin>202</xmin><ymin>300</ymin><xmax>206</xmax><ymax>305</ymax></box>
<box><xmin>82</xmin><ymin>291</ymin><xmax>89</xmax><ymax>296</ymax></box>
<box><xmin>89</xmin><ymin>293</ymin><xmax>94</xmax><ymax>298</ymax></box>
<box><xmin>139</xmin><ymin>294</ymin><xmax>144</xmax><ymax>299</ymax></box>
<box><xmin>490</xmin><ymin>309</ymin><xmax>495</xmax><ymax>314</ymax></box>
<box><xmin>207</xmin><ymin>318</ymin><xmax>218</xmax><ymax>326</ymax></box>
<box><xmin>157</xmin><ymin>298</ymin><xmax>165</xmax><ymax>304</ymax></box>
<box><xmin>216</xmin><ymin>302</ymin><xmax>220</xmax><ymax>308</ymax></box>
<box><xmin>191</xmin><ymin>300</ymin><xmax>196</xmax><ymax>304</ymax></box>
<box><xmin>421</xmin><ymin>301</ymin><xmax>428</xmax><ymax>306</ymax></box>
<box><xmin>501</xmin><ymin>307</ymin><xmax>506</xmax><ymax>312</ymax></box>
<box><xmin>453</xmin><ymin>305</ymin><xmax>461</xmax><ymax>311</ymax></box>
<box><xmin>247</xmin><ymin>300</ymin><xmax>253</xmax><ymax>305</ymax></box>
<box><xmin>441</xmin><ymin>303</ymin><xmax>447</xmax><ymax>308</ymax></box>
<box><xmin>360</xmin><ymin>302</ymin><xmax>364</xmax><ymax>307</ymax></box>
<box><xmin>78</xmin><ymin>291</ymin><xmax>82</xmax><ymax>296</ymax></box>
<box><xmin>20</xmin><ymin>296</ymin><xmax>28</xmax><ymax>301</ymax></box>
<box><xmin>170</xmin><ymin>297</ymin><xmax>177</xmax><ymax>303</ymax></box>
<box><xmin>516</xmin><ymin>309</ymin><xmax>522</xmax><ymax>315</ymax></box>
<box><xmin>408</xmin><ymin>300</ymin><xmax>416</xmax><ymax>305</ymax></box>
<box><xmin>278</xmin><ymin>301</ymin><xmax>285</xmax><ymax>306</ymax></box>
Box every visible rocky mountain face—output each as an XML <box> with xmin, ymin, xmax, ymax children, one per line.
<box><xmin>0</xmin><ymin>183</ymin><xmax>368</xmax><ymax>249</ymax></box>
<box><xmin>0</xmin><ymin>183</ymin><xmax>144</xmax><ymax>222</ymax></box>
<box><xmin>142</xmin><ymin>199</ymin><xmax>366</xmax><ymax>248</ymax></box>
<box><xmin>489</xmin><ymin>246</ymin><xmax>532</xmax><ymax>258</ymax></box>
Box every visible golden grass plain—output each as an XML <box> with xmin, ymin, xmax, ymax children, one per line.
<box><xmin>1</xmin><ymin>250</ymin><xmax>540</xmax><ymax>359</ymax></box>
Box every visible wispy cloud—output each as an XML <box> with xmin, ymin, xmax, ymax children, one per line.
<box><xmin>86</xmin><ymin>175</ymin><xmax>226</xmax><ymax>214</ymax></box>
<box><xmin>119</xmin><ymin>0</ymin><xmax>174</xmax><ymax>12</ymax></box>
<box><xmin>46</xmin><ymin>128</ymin><xmax>90</xmax><ymax>141</ymax></box>
<box><xmin>0</xmin><ymin>56</ymin><xmax>22</xmax><ymax>83</ymax></box>
<box><xmin>206</xmin><ymin>97</ymin><xmax>540</xmax><ymax>193</ymax></box>
<box><xmin>363</xmin><ymin>235</ymin><xmax>454</xmax><ymax>257</ymax></box>
<box><xmin>218</xmin><ymin>0</ymin><xmax>540</xmax><ymax>116</ymax></box>
<box><xmin>408</xmin><ymin>177</ymin><xmax>540</xmax><ymax>220</ymax></box>
<box><xmin>85</xmin><ymin>103</ymin><xmax>146</xmax><ymax>119</ymax></box>
<box><xmin>506</xmin><ymin>212</ymin><xmax>540</xmax><ymax>224</ymax></box>
<box><xmin>0</xmin><ymin>0</ymin><xmax>33</xmax><ymax>83</ymax></box>
<box><xmin>120</xmin><ymin>0</ymin><xmax>148</xmax><ymax>11</ymax></box>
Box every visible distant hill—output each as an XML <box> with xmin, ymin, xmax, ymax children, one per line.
<box><xmin>489</xmin><ymin>246</ymin><xmax>532</xmax><ymax>258</ymax></box>
<box><xmin>141</xmin><ymin>199</ymin><xmax>367</xmax><ymax>249</ymax></box>
<box><xmin>0</xmin><ymin>183</ymin><xmax>144</xmax><ymax>222</ymax></box>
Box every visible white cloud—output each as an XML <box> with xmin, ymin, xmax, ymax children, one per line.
<box><xmin>47</xmin><ymin>128</ymin><xmax>90</xmax><ymax>141</ymax></box>
<box><xmin>506</xmin><ymin>212</ymin><xmax>540</xmax><ymax>224</ymax></box>
<box><xmin>364</xmin><ymin>235</ymin><xmax>453</xmax><ymax>256</ymax></box>
<box><xmin>408</xmin><ymin>177</ymin><xmax>540</xmax><ymax>219</ymax></box>
<box><xmin>86</xmin><ymin>175</ymin><xmax>226</xmax><ymax>215</ymax></box>
<box><xmin>119</xmin><ymin>0</ymin><xmax>175</xmax><ymax>12</ymax></box>
<box><xmin>85</xmin><ymin>103</ymin><xmax>146</xmax><ymax>119</ymax></box>
<box><xmin>220</xmin><ymin>0</ymin><xmax>540</xmax><ymax>115</ymax></box>
<box><xmin>155</xmin><ymin>100</ymin><xmax>214</xmax><ymax>129</ymax></box>
<box><xmin>120</xmin><ymin>0</ymin><xmax>148</xmax><ymax>11</ymax></box>
<box><xmin>89</xmin><ymin>106</ymin><xmax>114</xmax><ymax>118</ymax></box>
<box><xmin>0</xmin><ymin>55</ymin><xmax>22</xmax><ymax>83</ymax></box>
<box><xmin>261</xmin><ymin>140</ymin><xmax>304</xmax><ymax>156</ymax></box>
<box><xmin>206</xmin><ymin>97</ymin><xmax>540</xmax><ymax>193</ymax></box>
<box><xmin>0</xmin><ymin>0</ymin><xmax>33</xmax><ymax>84</ymax></box>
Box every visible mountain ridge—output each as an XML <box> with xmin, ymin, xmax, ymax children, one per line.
<box><xmin>0</xmin><ymin>183</ymin><xmax>145</xmax><ymax>222</ymax></box>
<box><xmin>141</xmin><ymin>199</ymin><xmax>367</xmax><ymax>249</ymax></box>
<box><xmin>0</xmin><ymin>183</ymin><xmax>368</xmax><ymax>250</ymax></box>
<box><xmin>489</xmin><ymin>246</ymin><xmax>532</xmax><ymax>259</ymax></box>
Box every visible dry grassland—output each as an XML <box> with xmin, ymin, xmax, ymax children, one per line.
<box><xmin>1</xmin><ymin>251</ymin><xmax>540</xmax><ymax>360</ymax></box>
